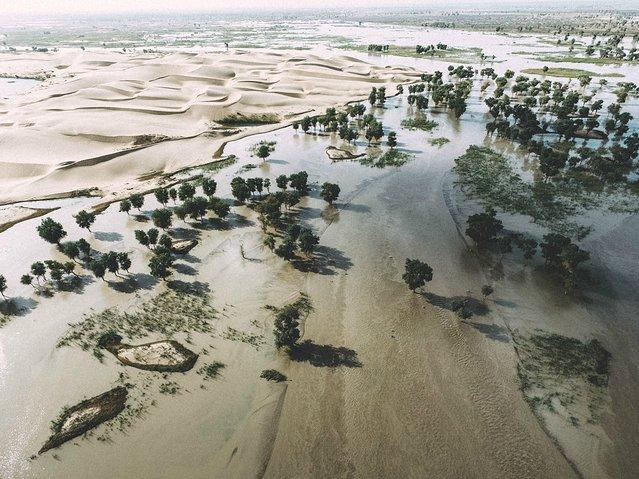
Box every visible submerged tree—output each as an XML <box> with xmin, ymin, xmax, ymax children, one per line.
<box><xmin>320</xmin><ymin>182</ymin><xmax>340</xmax><ymax>204</ymax></box>
<box><xmin>465</xmin><ymin>210</ymin><xmax>503</xmax><ymax>248</ymax></box>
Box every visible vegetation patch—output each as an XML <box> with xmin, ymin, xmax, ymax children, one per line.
<box><xmin>260</xmin><ymin>369</ymin><xmax>287</xmax><ymax>382</ymax></box>
<box><xmin>401</xmin><ymin>116</ymin><xmax>438</xmax><ymax>131</ymax></box>
<box><xmin>218</xmin><ymin>113</ymin><xmax>280</xmax><ymax>126</ymax></box>
<box><xmin>197</xmin><ymin>361</ymin><xmax>225</xmax><ymax>380</ymax></box>
<box><xmin>360</xmin><ymin>149</ymin><xmax>412</xmax><ymax>168</ymax></box>
<box><xmin>521</xmin><ymin>67</ymin><xmax>624</xmax><ymax>79</ymax></box>
<box><xmin>516</xmin><ymin>331</ymin><xmax>611</xmax><ymax>426</ymax></box>
<box><xmin>429</xmin><ymin>137</ymin><xmax>450</xmax><ymax>147</ymax></box>
<box><xmin>453</xmin><ymin>146</ymin><xmax>594</xmax><ymax>237</ymax></box>
<box><xmin>57</xmin><ymin>291</ymin><xmax>217</xmax><ymax>359</ymax></box>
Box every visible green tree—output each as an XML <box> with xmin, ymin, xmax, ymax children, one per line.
<box><xmin>202</xmin><ymin>178</ymin><xmax>217</xmax><ymax>198</ymax></box>
<box><xmin>61</xmin><ymin>241</ymin><xmax>80</xmax><ymax>261</ymax></box>
<box><xmin>102</xmin><ymin>251</ymin><xmax>120</xmax><ymax>276</ymax></box>
<box><xmin>276</xmin><ymin>174</ymin><xmax>288</xmax><ymax>190</ymax></box>
<box><xmin>134</xmin><ymin>229</ymin><xmax>150</xmax><ymax>248</ymax></box>
<box><xmin>169</xmin><ymin>187</ymin><xmax>178</xmax><ymax>203</ymax></box>
<box><xmin>88</xmin><ymin>259</ymin><xmax>106</xmax><ymax>281</ymax></box>
<box><xmin>151</xmin><ymin>208</ymin><xmax>173</xmax><ymax>230</ymax></box>
<box><xmin>119</xmin><ymin>199</ymin><xmax>132</xmax><ymax>215</ymax></box>
<box><xmin>31</xmin><ymin>262</ymin><xmax>46</xmax><ymax>283</ymax></box>
<box><xmin>387</xmin><ymin>131</ymin><xmax>397</xmax><ymax>148</ymax></box>
<box><xmin>76</xmin><ymin>238</ymin><xmax>91</xmax><ymax>259</ymax></box>
<box><xmin>0</xmin><ymin>275</ymin><xmax>7</xmax><ymax>299</ymax></box>
<box><xmin>21</xmin><ymin>274</ymin><xmax>34</xmax><ymax>289</ymax></box>
<box><xmin>481</xmin><ymin>285</ymin><xmax>494</xmax><ymax>301</ymax></box>
<box><xmin>298</xmin><ymin>229</ymin><xmax>319</xmax><ymax>255</ymax></box>
<box><xmin>230</xmin><ymin>177</ymin><xmax>251</xmax><ymax>204</ymax></box>
<box><xmin>154</xmin><ymin>188</ymin><xmax>169</xmax><ymax>206</ymax></box>
<box><xmin>465</xmin><ymin>210</ymin><xmax>503</xmax><ymax>247</ymax></box>
<box><xmin>255</xmin><ymin>144</ymin><xmax>271</xmax><ymax>161</ymax></box>
<box><xmin>320</xmin><ymin>182</ymin><xmax>340</xmax><ymax>204</ymax></box>
<box><xmin>129</xmin><ymin>193</ymin><xmax>145</xmax><ymax>211</ymax></box>
<box><xmin>147</xmin><ymin>228</ymin><xmax>159</xmax><ymax>247</ymax></box>
<box><xmin>75</xmin><ymin>210</ymin><xmax>96</xmax><ymax>231</ymax></box>
<box><xmin>117</xmin><ymin>252</ymin><xmax>132</xmax><ymax>273</ymax></box>
<box><xmin>289</xmin><ymin>171</ymin><xmax>308</xmax><ymax>194</ymax></box>
<box><xmin>178</xmin><ymin>182</ymin><xmax>196</xmax><ymax>202</ymax></box>
<box><xmin>402</xmin><ymin>259</ymin><xmax>433</xmax><ymax>292</ymax></box>
<box><xmin>37</xmin><ymin>218</ymin><xmax>67</xmax><ymax>244</ymax></box>
<box><xmin>149</xmin><ymin>248</ymin><xmax>173</xmax><ymax>280</ymax></box>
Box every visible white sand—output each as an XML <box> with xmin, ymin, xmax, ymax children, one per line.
<box><xmin>118</xmin><ymin>342</ymin><xmax>186</xmax><ymax>366</ymax></box>
<box><xmin>0</xmin><ymin>49</ymin><xmax>420</xmax><ymax>204</ymax></box>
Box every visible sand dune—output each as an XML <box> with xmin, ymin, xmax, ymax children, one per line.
<box><xmin>0</xmin><ymin>50</ymin><xmax>420</xmax><ymax>204</ymax></box>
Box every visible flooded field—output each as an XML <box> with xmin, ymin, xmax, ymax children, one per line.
<box><xmin>1</xmin><ymin>11</ymin><xmax>639</xmax><ymax>479</ymax></box>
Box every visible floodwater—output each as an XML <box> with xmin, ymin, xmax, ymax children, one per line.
<box><xmin>1</xmin><ymin>22</ymin><xmax>639</xmax><ymax>479</ymax></box>
<box><xmin>0</xmin><ymin>78</ymin><xmax>41</xmax><ymax>98</ymax></box>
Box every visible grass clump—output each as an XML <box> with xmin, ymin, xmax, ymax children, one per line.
<box><xmin>197</xmin><ymin>361</ymin><xmax>225</xmax><ymax>380</ymax></box>
<box><xmin>260</xmin><ymin>369</ymin><xmax>287</xmax><ymax>382</ymax></box>
<box><xmin>360</xmin><ymin>149</ymin><xmax>412</xmax><ymax>168</ymax></box>
<box><xmin>57</xmin><ymin>291</ymin><xmax>217</xmax><ymax>359</ymax></box>
<box><xmin>401</xmin><ymin>117</ymin><xmax>438</xmax><ymax>131</ymax></box>
<box><xmin>429</xmin><ymin>137</ymin><xmax>450</xmax><ymax>147</ymax></box>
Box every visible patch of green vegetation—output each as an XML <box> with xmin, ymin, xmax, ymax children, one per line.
<box><xmin>360</xmin><ymin>149</ymin><xmax>413</xmax><ymax>168</ymax></box>
<box><xmin>337</xmin><ymin>43</ymin><xmax>484</xmax><ymax>64</ymax></box>
<box><xmin>453</xmin><ymin>146</ymin><xmax>595</xmax><ymax>237</ymax></box>
<box><xmin>159</xmin><ymin>381</ymin><xmax>181</xmax><ymax>395</ymax></box>
<box><xmin>521</xmin><ymin>67</ymin><xmax>624</xmax><ymax>78</ymax></box>
<box><xmin>517</xmin><ymin>331</ymin><xmax>611</xmax><ymax>426</ymax></box>
<box><xmin>532</xmin><ymin>54</ymin><xmax>635</xmax><ymax>66</ymax></box>
<box><xmin>57</xmin><ymin>291</ymin><xmax>217</xmax><ymax>359</ymax></box>
<box><xmin>260</xmin><ymin>369</ymin><xmax>287</xmax><ymax>382</ymax></box>
<box><xmin>218</xmin><ymin>113</ymin><xmax>280</xmax><ymax>126</ymax></box>
<box><xmin>222</xmin><ymin>326</ymin><xmax>264</xmax><ymax>349</ymax></box>
<box><xmin>429</xmin><ymin>137</ymin><xmax>450</xmax><ymax>147</ymax></box>
<box><xmin>401</xmin><ymin>117</ymin><xmax>438</xmax><ymax>132</ymax></box>
<box><xmin>197</xmin><ymin>361</ymin><xmax>225</xmax><ymax>380</ymax></box>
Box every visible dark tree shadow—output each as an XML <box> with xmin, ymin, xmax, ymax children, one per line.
<box><xmin>420</xmin><ymin>291</ymin><xmax>490</xmax><ymax>316</ymax></box>
<box><xmin>167</xmin><ymin>280</ymin><xmax>211</xmax><ymax>295</ymax></box>
<box><xmin>57</xmin><ymin>274</ymin><xmax>95</xmax><ymax>294</ymax></box>
<box><xmin>467</xmin><ymin>322</ymin><xmax>510</xmax><ymax>343</ymax></box>
<box><xmin>178</xmin><ymin>253</ymin><xmax>201</xmax><ymax>264</ymax></box>
<box><xmin>267</xmin><ymin>159</ymin><xmax>289</xmax><ymax>165</ymax></box>
<box><xmin>133</xmin><ymin>214</ymin><xmax>149</xmax><ymax>222</ymax></box>
<box><xmin>0</xmin><ymin>297</ymin><xmax>38</xmax><ymax>316</ymax></box>
<box><xmin>291</xmin><ymin>245</ymin><xmax>353</xmax><ymax>275</ymax></box>
<box><xmin>173</xmin><ymin>262</ymin><xmax>198</xmax><ymax>276</ymax></box>
<box><xmin>108</xmin><ymin>272</ymin><xmax>159</xmax><ymax>293</ymax></box>
<box><xmin>94</xmin><ymin>231</ymin><xmax>124</xmax><ymax>242</ymax></box>
<box><xmin>170</xmin><ymin>227</ymin><xmax>201</xmax><ymax>241</ymax></box>
<box><xmin>289</xmin><ymin>340</ymin><xmax>362</xmax><ymax>368</ymax></box>
<box><xmin>229</xmin><ymin>213</ymin><xmax>254</xmax><ymax>229</ymax></box>
<box><xmin>339</xmin><ymin>203</ymin><xmax>371</xmax><ymax>214</ymax></box>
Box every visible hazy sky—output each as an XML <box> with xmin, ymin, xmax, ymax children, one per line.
<box><xmin>0</xmin><ymin>0</ymin><xmax>613</xmax><ymax>16</ymax></box>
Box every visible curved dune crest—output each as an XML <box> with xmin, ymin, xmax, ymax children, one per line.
<box><xmin>0</xmin><ymin>49</ymin><xmax>420</xmax><ymax>203</ymax></box>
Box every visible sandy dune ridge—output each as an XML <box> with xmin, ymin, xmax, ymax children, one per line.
<box><xmin>0</xmin><ymin>49</ymin><xmax>420</xmax><ymax>205</ymax></box>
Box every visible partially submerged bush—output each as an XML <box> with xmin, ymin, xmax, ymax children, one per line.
<box><xmin>260</xmin><ymin>369</ymin><xmax>287</xmax><ymax>382</ymax></box>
